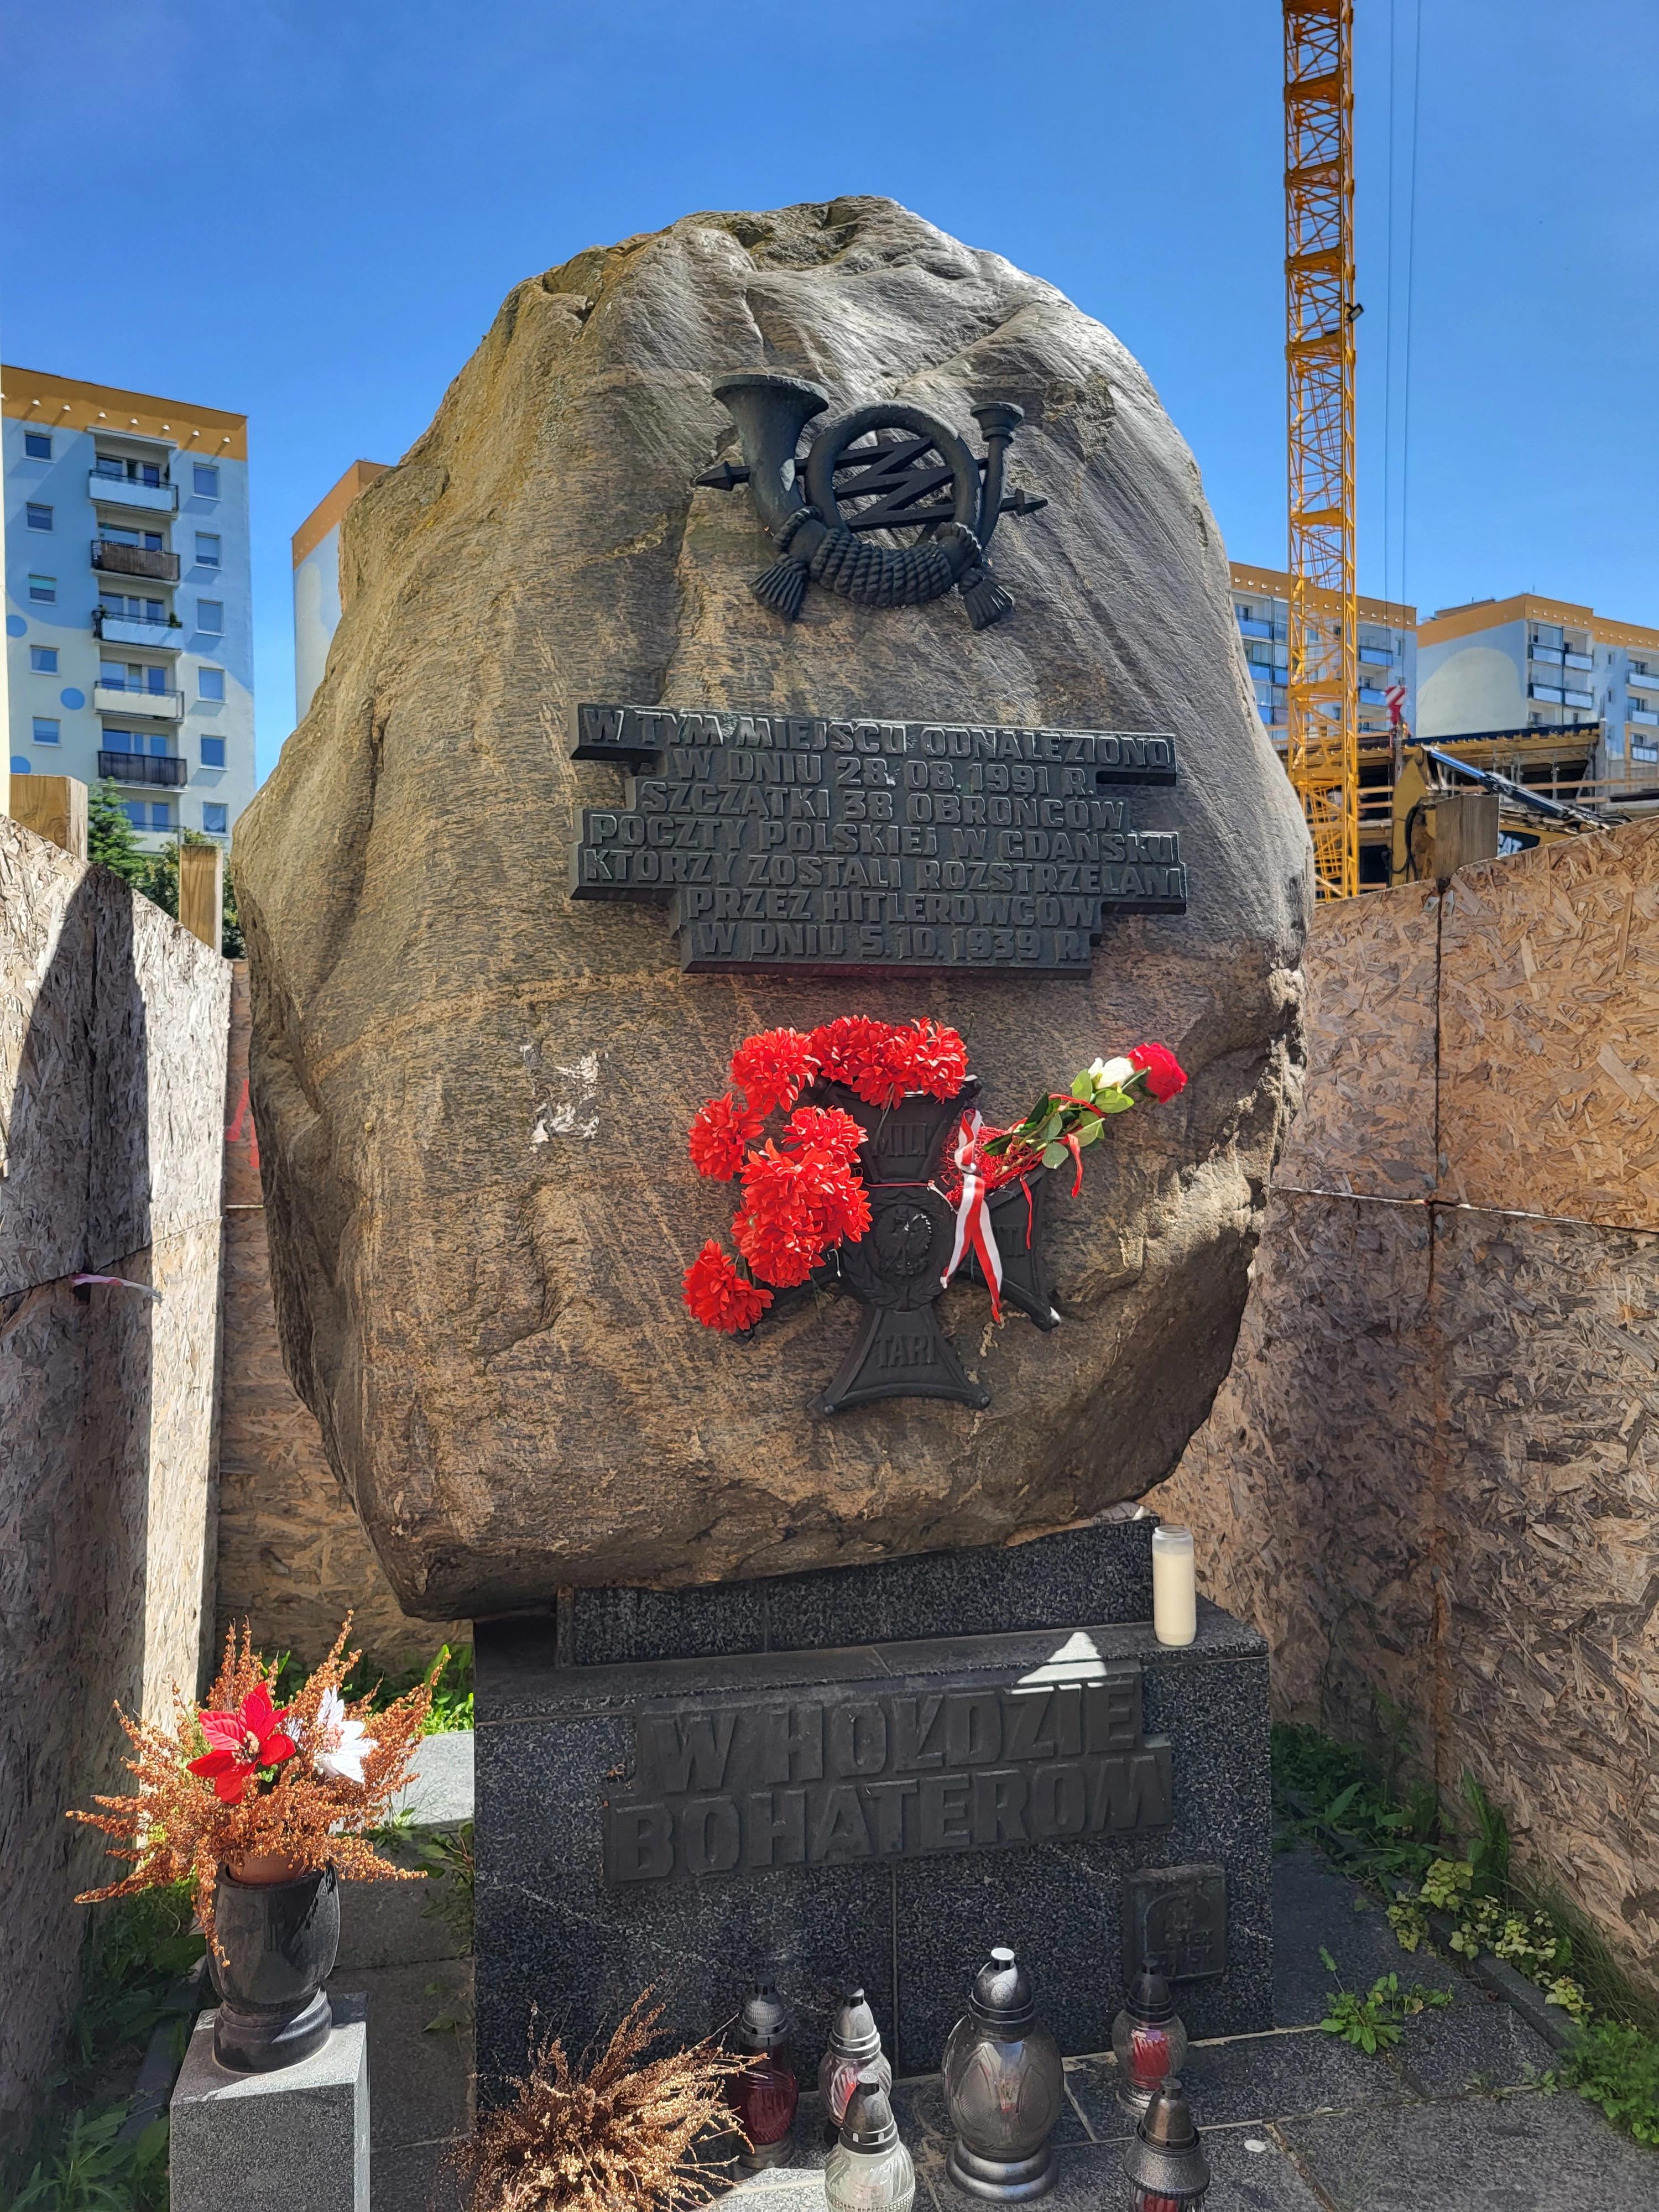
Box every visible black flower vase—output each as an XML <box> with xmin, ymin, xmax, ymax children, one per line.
<box><xmin>211</xmin><ymin>1863</ymin><xmax>339</xmax><ymax>2070</ymax></box>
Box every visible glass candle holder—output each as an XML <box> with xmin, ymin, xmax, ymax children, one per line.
<box><xmin>728</xmin><ymin>1982</ymin><xmax>799</xmax><ymax>2171</ymax></box>
<box><xmin>1110</xmin><ymin>1968</ymin><xmax>1188</xmax><ymax>2115</ymax></box>
<box><xmin>1121</xmin><ymin>2077</ymin><xmax>1209</xmax><ymax>2210</ymax></box>
<box><xmin>941</xmin><ymin>1945</ymin><xmax>1063</xmax><ymax>2201</ymax></box>
<box><xmin>818</xmin><ymin>1986</ymin><xmax>893</xmax><ymax>2143</ymax></box>
<box><xmin>824</xmin><ymin>2077</ymin><xmax>915</xmax><ymax>2211</ymax></box>
<box><xmin>1152</xmin><ymin>1524</ymin><xmax>1197</xmax><ymax>1647</ymax></box>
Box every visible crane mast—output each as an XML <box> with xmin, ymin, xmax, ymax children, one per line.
<box><xmin>1284</xmin><ymin>0</ymin><xmax>1359</xmax><ymax>899</ymax></box>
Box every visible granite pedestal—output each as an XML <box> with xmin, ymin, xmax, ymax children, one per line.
<box><xmin>169</xmin><ymin>1998</ymin><xmax>369</xmax><ymax>2212</ymax></box>
<box><xmin>474</xmin><ymin>1520</ymin><xmax>1271</xmax><ymax>2100</ymax></box>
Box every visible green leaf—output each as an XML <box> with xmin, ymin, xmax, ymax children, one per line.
<box><xmin>1074</xmin><ymin>1118</ymin><xmax>1104</xmax><ymax>1147</ymax></box>
<box><xmin>1094</xmin><ymin>1088</ymin><xmax>1135</xmax><ymax>1114</ymax></box>
<box><xmin>1070</xmin><ymin>1072</ymin><xmax>1094</xmax><ymax>1100</ymax></box>
<box><xmin>1041</xmin><ymin>1143</ymin><xmax>1069</xmax><ymax>1169</ymax></box>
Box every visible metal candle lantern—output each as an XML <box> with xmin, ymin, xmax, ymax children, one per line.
<box><xmin>1110</xmin><ymin>1968</ymin><xmax>1188</xmax><ymax>2115</ymax></box>
<box><xmin>1122</xmin><ymin>2077</ymin><xmax>1210</xmax><ymax>2211</ymax></box>
<box><xmin>940</xmin><ymin>1946</ymin><xmax>1064</xmax><ymax>2202</ymax></box>
<box><xmin>818</xmin><ymin>1986</ymin><xmax>893</xmax><ymax>2143</ymax></box>
<box><xmin>824</xmin><ymin>2076</ymin><xmax>916</xmax><ymax>2212</ymax></box>
<box><xmin>729</xmin><ymin>1983</ymin><xmax>799</xmax><ymax>2170</ymax></box>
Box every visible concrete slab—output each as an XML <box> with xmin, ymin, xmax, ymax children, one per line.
<box><xmin>1273</xmin><ymin>1843</ymin><xmax>1421</xmax><ymax>2026</ymax></box>
<box><xmin>335</xmin><ymin>1868</ymin><xmax>469</xmax><ymax>1973</ymax></box>
<box><xmin>1065</xmin><ymin>2023</ymin><xmax>1418</xmax><ymax>2135</ymax></box>
<box><xmin>327</xmin><ymin>1959</ymin><xmax>472</xmax><ymax>2154</ymax></box>
<box><xmin>1281</xmin><ymin>2086</ymin><xmax>1659</xmax><ymax>2210</ymax></box>
<box><xmin>1395</xmin><ymin>1984</ymin><xmax>1561</xmax><ymax>2099</ymax></box>
<box><xmin>389</xmin><ymin>1729</ymin><xmax>474</xmax><ymax>1832</ymax></box>
<box><xmin>373</xmin><ymin>2136</ymin><xmax>466</xmax><ymax>2212</ymax></box>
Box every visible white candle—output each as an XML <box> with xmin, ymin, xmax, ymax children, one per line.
<box><xmin>1152</xmin><ymin>1524</ymin><xmax>1197</xmax><ymax>1647</ymax></box>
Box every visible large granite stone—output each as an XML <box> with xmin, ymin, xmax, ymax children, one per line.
<box><xmin>234</xmin><ymin>195</ymin><xmax>1310</xmax><ymax>1615</ymax></box>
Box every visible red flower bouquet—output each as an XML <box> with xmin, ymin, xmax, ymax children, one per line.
<box><xmin>684</xmin><ymin>1017</ymin><xmax>1186</xmax><ymax>1333</ymax></box>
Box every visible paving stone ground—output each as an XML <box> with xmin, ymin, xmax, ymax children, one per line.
<box><xmin>339</xmin><ymin>1738</ymin><xmax>1656</xmax><ymax>2211</ymax></box>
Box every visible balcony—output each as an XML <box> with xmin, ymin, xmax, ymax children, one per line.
<box><xmin>92</xmin><ymin>681</ymin><xmax>183</xmax><ymax>721</ymax></box>
<box><xmin>1237</xmin><ymin>616</ymin><xmax>1274</xmax><ymax>640</ymax></box>
<box><xmin>88</xmin><ymin>468</ymin><xmax>178</xmax><ymax>517</ymax></box>
<box><xmin>92</xmin><ymin>540</ymin><xmax>180</xmax><ymax>583</ymax></box>
<box><xmin>1529</xmin><ymin>682</ymin><xmax>1566</xmax><ymax>705</ymax></box>
<box><xmin>1628</xmin><ymin>667</ymin><xmax>1659</xmax><ymax>692</ymax></box>
<box><xmin>1630</xmin><ymin>709</ymin><xmax>1659</xmax><ymax>727</ymax></box>
<box><xmin>1564</xmin><ymin>650</ymin><xmax>1594</xmax><ymax>671</ymax></box>
<box><xmin>98</xmin><ymin>750</ymin><xmax>187</xmax><ymax>787</ymax></box>
<box><xmin>94</xmin><ymin>609</ymin><xmax>182</xmax><ymax>650</ymax></box>
<box><xmin>1564</xmin><ymin>688</ymin><xmax>1595</xmax><ymax>709</ymax></box>
<box><xmin>1531</xmin><ymin>646</ymin><xmax>1565</xmax><ymax>667</ymax></box>
<box><xmin>1359</xmin><ymin>646</ymin><xmax>1395</xmax><ymax>666</ymax></box>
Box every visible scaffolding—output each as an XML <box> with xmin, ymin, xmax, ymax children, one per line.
<box><xmin>1284</xmin><ymin>0</ymin><xmax>1359</xmax><ymax>899</ymax></box>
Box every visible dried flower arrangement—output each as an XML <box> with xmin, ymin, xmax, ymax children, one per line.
<box><xmin>69</xmin><ymin>1619</ymin><xmax>434</xmax><ymax>1958</ymax></box>
<box><xmin>462</xmin><ymin>1993</ymin><xmax>744</xmax><ymax>2212</ymax></box>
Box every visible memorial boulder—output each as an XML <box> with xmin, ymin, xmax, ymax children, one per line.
<box><xmin>234</xmin><ymin>196</ymin><xmax>1310</xmax><ymax>1619</ymax></box>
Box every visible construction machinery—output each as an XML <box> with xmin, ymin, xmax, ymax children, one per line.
<box><xmin>1283</xmin><ymin>0</ymin><xmax>1360</xmax><ymax>900</ymax></box>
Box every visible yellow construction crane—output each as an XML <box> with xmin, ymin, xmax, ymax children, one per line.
<box><xmin>1284</xmin><ymin>0</ymin><xmax>1360</xmax><ymax>899</ymax></box>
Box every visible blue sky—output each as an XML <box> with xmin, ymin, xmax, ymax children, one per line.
<box><xmin>4</xmin><ymin>0</ymin><xmax>1656</xmax><ymax>782</ymax></box>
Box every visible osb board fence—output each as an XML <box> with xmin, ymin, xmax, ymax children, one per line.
<box><xmin>1150</xmin><ymin>818</ymin><xmax>1659</xmax><ymax>1996</ymax></box>
<box><xmin>0</xmin><ymin>817</ymin><xmax>228</xmax><ymax>2135</ymax></box>
<box><xmin>217</xmin><ymin>963</ymin><xmax>466</xmax><ymax>1671</ymax></box>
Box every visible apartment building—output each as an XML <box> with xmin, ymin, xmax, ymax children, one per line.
<box><xmin>1228</xmin><ymin>561</ymin><xmax>1418</xmax><ymax>740</ymax></box>
<box><xmin>2</xmin><ymin>364</ymin><xmax>254</xmax><ymax>849</ymax></box>
<box><xmin>292</xmin><ymin>459</ymin><xmax>390</xmax><ymax>721</ymax></box>
<box><xmin>1417</xmin><ymin>594</ymin><xmax>1659</xmax><ymax>792</ymax></box>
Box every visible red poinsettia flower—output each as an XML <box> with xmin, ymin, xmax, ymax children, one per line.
<box><xmin>781</xmin><ymin>1104</ymin><xmax>865</xmax><ymax>1165</ymax></box>
<box><xmin>682</xmin><ymin>1240</ymin><xmax>773</xmax><ymax>1333</ymax></box>
<box><xmin>884</xmin><ymin>1018</ymin><xmax>968</xmax><ymax>1101</ymax></box>
<box><xmin>187</xmin><ymin>1682</ymin><xmax>298</xmax><ymax>1804</ymax></box>
<box><xmin>688</xmin><ymin>1093</ymin><xmax>763</xmax><ymax>1181</ymax></box>
<box><xmin>729</xmin><ymin>1028</ymin><xmax>817</xmax><ymax>1117</ymax></box>
<box><xmin>1128</xmin><ymin>1042</ymin><xmax>1187</xmax><ymax>1103</ymax></box>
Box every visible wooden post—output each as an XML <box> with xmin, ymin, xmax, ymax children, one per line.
<box><xmin>179</xmin><ymin>841</ymin><xmax>224</xmax><ymax>953</ymax></box>
<box><xmin>11</xmin><ymin>775</ymin><xmax>89</xmax><ymax>861</ymax></box>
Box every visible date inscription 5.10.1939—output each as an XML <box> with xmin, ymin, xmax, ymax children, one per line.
<box><xmin>603</xmin><ymin>1662</ymin><xmax>1172</xmax><ymax>1886</ymax></box>
<box><xmin>568</xmin><ymin>703</ymin><xmax>1190</xmax><ymax>975</ymax></box>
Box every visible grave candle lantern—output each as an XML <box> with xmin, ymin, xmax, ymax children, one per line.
<box><xmin>1121</xmin><ymin>2077</ymin><xmax>1210</xmax><ymax>2210</ymax></box>
<box><xmin>941</xmin><ymin>1945</ymin><xmax>1063</xmax><ymax>2201</ymax></box>
<box><xmin>1111</xmin><ymin>1967</ymin><xmax>1188</xmax><ymax>2115</ymax></box>
<box><xmin>824</xmin><ymin>2075</ymin><xmax>916</xmax><ymax>2212</ymax></box>
<box><xmin>819</xmin><ymin>1986</ymin><xmax>893</xmax><ymax>2143</ymax></box>
<box><xmin>1152</xmin><ymin>1524</ymin><xmax>1198</xmax><ymax>1647</ymax></box>
<box><xmin>729</xmin><ymin>1983</ymin><xmax>799</xmax><ymax>2170</ymax></box>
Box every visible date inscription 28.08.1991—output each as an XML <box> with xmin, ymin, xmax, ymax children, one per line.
<box><xmin>603</xmin><ymin>1665</ymin><xmax>1172</xmax><ymax>1887</ymax></box>
<box><xmin>568</xmin><ymin>703</ymin><xmax>1189</xmax><ymax>975</ymax></box>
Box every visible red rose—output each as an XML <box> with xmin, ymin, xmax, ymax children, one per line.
<box><xmin>682</xmin><ymin>1241</ymin><xmax>772</xmax><ymax>1333</ymax></box>
<box><xmin>1129</xmin><ymin>1042</ymin><xmax>1187</xmax><ymax>1103</ymax></box>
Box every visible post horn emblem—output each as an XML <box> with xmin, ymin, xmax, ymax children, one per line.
<box><xmin>695</xmin><ymin>375</ymin><xmax>1048</xmax><ymax>631</ymax></box>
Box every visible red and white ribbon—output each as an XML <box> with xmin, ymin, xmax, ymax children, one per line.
<box><xmin>942</xmin><ymin>1109</ymin><xmax>1003</xmax><ymax>1321</ymax></box>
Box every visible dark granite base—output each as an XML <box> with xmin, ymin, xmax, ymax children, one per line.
<box><xmin>551</xmin><ymin>1515</ymin><xmax>1155</xmax><ymax>1666</ymax></box>
<box><xmin>475</xmin><ymin>1541</ymin><xmax>1271</xmax><ymax>2101</ymax></box>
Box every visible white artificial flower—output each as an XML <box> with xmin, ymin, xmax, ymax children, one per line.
<box><xmin>311</xmin><ymin>1685</ymin><xmax>376</xmax><ymax>1786</ymax></box>
<box><xmin>1089</xmin><ymin>1056</ymin><xmax>1134</xmax><ymax>1091</ymax></box>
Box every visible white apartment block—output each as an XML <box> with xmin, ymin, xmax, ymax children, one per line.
<box><xmin>2</xmin><ymin>364</ymin><xmax>254</xmax><ymax>850</ymax></box>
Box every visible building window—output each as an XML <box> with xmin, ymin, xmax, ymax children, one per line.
<box><xmin>24</xmin><ymin>430</ymin><xmax>51</xmax><ymax>459</ymax></box>
<box><xmin>121</xmin><ymin>801</ymin><xmax>145</xmax><ymax>829</ymax></box>
<box><xmin>195</xmin><ymin>532</ymin><xmax>221</xmax><ymax>568</ymax></box>
<box><xmin>201</xmin><ymin>735</ymin><xmax>226</xmax><ymax>767</ymax></box>
<box><xmin>32</xmin><ymin>717</ymin><xmax>60</xmax><ymax>745</ymax></box>
<box><xmin>193</xmin><ymin>463</ymin><xmax>220</xmax><ymax>497</ymax></box>
<box><xmin>149</xmin><ymin>801</ymin><xmax>171</xmax><ymax>829</ymax></box>
<box><xmin>198</xmin><ymin>666</ymin><xmax>226</xmax><ymax>702</ymax></box>
<box><xmin>28</xmin><ymin>574</ymin><xmax>56</xmax><ymax>603</ymax></box>
<box><xmin>103</xmin><ymin>527</ymin><xmax>165</xmax><ymax>551</ymax></box>
<box><xmin>25</xmin><ymin>502</ymin><xmax>53</xmax><ymax>531</ymax></box>
<box><xmin>202</xmin><ymin>802</ymin><xmax>228</xmax><ymax>834</ymax></box>
<box><xmin>11</xmin><ymin>757</ymin><xmax>32</xmax><ymax>776</ymax></box>
<box><xmin>1634</xmin><ymin>744</ymin><xmax>1659</xmax><ymax>765</ymax></box>
<box><xmin>196</xmin><ymin>598</ymin><xmax>224</xmax><ymax>633</ymax></box>
<box><xmin>30</xmin><ymin>646</ymin><xmax>59</xmax><ymax>674</ymax></box>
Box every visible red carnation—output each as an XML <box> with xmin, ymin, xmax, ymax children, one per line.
<box><xmin>884</xmin><ymin>1017</ymin><xmax>968</xmax><ymax>1101</ymax></box>
<box><xmin>1128</xmin><ymin>1041</ymin><xmax>1187</xmax><ymax>1103</ymax></box>
<box><xmin>729</xmin><ymin>1027</ymin><xmax>817</xmax><ymax>1117</ymax></box>
<box><xmin>186</xmin><ymin>1682</ymin><xmax>297</xmax><ymax>1805</ymax></box>
<box><xmin>683</xmin><ymin>1240</ymin><xmax>773</xmax><ymax>1333</ymax></box>
<box><xmin>688</xmin><ymin>1093</ymin><xmax>762</xmax><ymax>1181</ymax></box>
<box><xmin>805</xmin><ymin>1016</ymin><xmax>902</xmax><ymax>1107</ymax></box>
<box><xmin>782</xmin><ymin>1104</ymin><xmax>865</xmax><ymax>1165</ymax></box>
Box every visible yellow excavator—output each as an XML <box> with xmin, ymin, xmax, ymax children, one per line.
<box><xmin>1390</xmin><ymin>735</ymin><xmax>1607</xmax><ymax>885</ymax></box>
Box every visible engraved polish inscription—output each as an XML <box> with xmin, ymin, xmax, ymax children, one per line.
<box><xmin>569</xmin><ymin>705</ymin><xmax>1188</xmax><ymax>975</ymax></box>
<box><xmin>602</xmin><ymin>1666</ymin><xmax>1172</xmax><ymax>1886</ymax></box>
